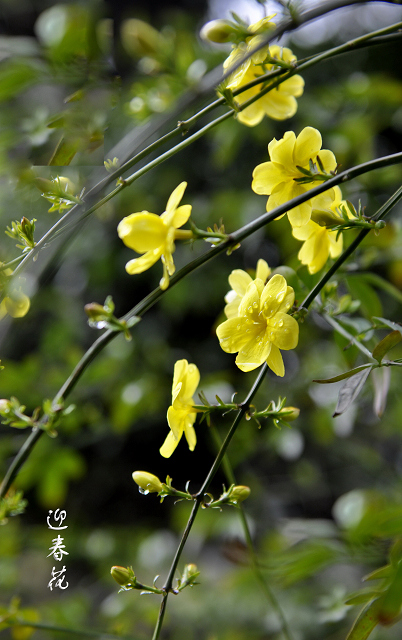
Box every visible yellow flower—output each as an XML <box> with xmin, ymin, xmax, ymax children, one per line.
<box><xmin>292</xmin><ymin>187</ymin><xmax>341</xmax><ymax>274</ymax></box>
<box><xmin>223</xmin><ymin>16</ymin><xmax>277</xmax><ymax>85</ymax></box>
<box><xmin>225</xmin><ymin>45</ymin><xmax>304</xmax><ymax>126</ymax></box>
<box><xmin>117</xmin><ymin>182</ymin><xmax>192</xmax><ymax>290</ymax></box>
<box><xmin>0</xmin><ymin>291</ymin><xmax>30</xmax><ymax>321</ymax></box>
<box><xmin>292</xmin><ymin>190</ymin><xmax>355</xmax><ymax>274</ymax></box>
<box><xmin>160</xmin><ymin>359</ymin><xmax>200</xmax><ymax>458</ymax></box>
<box><xmin>224</xmin><ymin>259</ymin><xmax>271</xmax><ymax>319</ymax></box>
<box><xmin>217</xmin><ymin>274</ymin><xmax>298</xmax><ymax>376</ymax></box>
<box><xmin>252</xmin><ymin>127</ymin><xmax>338</xmax><ymax>227</ymax></box>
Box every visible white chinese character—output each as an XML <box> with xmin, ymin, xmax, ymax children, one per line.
<box><xmin>48</xmin><ymin>566</ymin><xmax>69</xmax><ymax>591</ymax></box>
<box><xmin>47</xmin><ymin>509</ymin><xmax>67</xmax><ymax>530</ymax></box>
<box><xmin>47</xmin><ymin>535</ymin><xmax>69</xmax><ymax>561</ymax></box>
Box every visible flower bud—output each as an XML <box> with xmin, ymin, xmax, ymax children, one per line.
<box><xmin>110</xmin><ymin>565</ymin><xmax>135</xmax><ymax>587</ymax></box>
<box><xmin>180</xmin><ymin>563</ymin><xmax>200</xmax><ymax>588</ymax></box>
<box><xmin>200</xmin><ymin>19</ymin><xmax>235</xmax><ymax>43</ymax></box>
<box><xmin>280</xmin><ymin>406</ymin><xmax>300</xmax><ymax>422</ymax></box>
<box><xmin>0</xmin><ymin>399</ymin><xmax>12</xmax><ymax>413</ymax></box>
<box><xmin>121</xmin><ymin>19</ymin><xmax>162</xmax><ymax>57</ymax></box>
<box><xmin>84</xmin><ymin>302</ymin><xmax>106</xmax><ymax>320</ymax></box>
<box><xmin>229</xmin><ymin>485</ymin><xmax>251</xmax><ymax>504</ymax></box>
<box><xmin>132</xmin><ymin>471</ymin><xmax>163</xmax><ymax>494</ymax></box>
<box><xmin>310</xmin><ymin>209</ymin><xmax>340</xmax><ymax>227</ymax></box>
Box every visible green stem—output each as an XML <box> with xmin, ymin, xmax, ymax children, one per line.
<box><xmin>322</xmin><ymin>313</ymin><xmax>374</xmax><ymax>359</ymax></box>
<box><xmin>209</xmin><ymin>425</ymin><xmax>294</xmax><ymax>640</ymax></box>
<box><xmin>0</xmin><ymin>256</ymin><xmax>24</xmax><ymax>272</ymax></box>
<box><xmin>11</xmin><ymin>619</ymin><xmax>138</xmax><ymax>639</ymax></box>
<box><xmin>152</xmin><ymin>365</ymin><xmax>268</xmax><ymax>640</ymax></box>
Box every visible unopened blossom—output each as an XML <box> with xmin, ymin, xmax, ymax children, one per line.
<box><xmin>217</xmin><ymin>274</ymin><xmax>298</xmax><ymax>376</ymax></box>
<box><xmin>0</xmin><ymin>291</ymin><xmax>30</xmax><ymax>321</ymax></box>
<box><xmin>292</xmin><ymin>187</ymin><xmax>355</xmax><ymax>274</ymax></box>
<box><xmin>160</xmin><ymin>359</ymin><xmax>200</xmax><ymax>458</ymax></box>
<box><xmin>117</xmin><ymin>182</ymin><xmax>192</xmax><ymax>290</ymax></box>
<box><xmin>225</xmin><ymin>45</ymin><xmax>304</xmax><ymax>126</ymax></box>
<box><xmin>224</xmin><ymin>259</ymin><xmax>271</xmax><ymax>319</ymax></box>
<box><xmin>132</xmin><ymin>471</ymin><xmax>163</xmax><ymax>494</ymax></box>
<box><xmin>252</xmin><ymin>127</ymin><xmax>338</xmax><ymax>227</ymax></box>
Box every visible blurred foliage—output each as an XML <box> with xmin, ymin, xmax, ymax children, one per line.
<box><xmin>1</xmin><ymin>0</ymin><xmax>402</xmax><ymax>639</ymax></box>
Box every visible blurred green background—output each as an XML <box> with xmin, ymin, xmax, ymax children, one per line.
<box><xmin>1</xmin><ymin>0</ymin><xmax>402</xmax><ymax>638</ymax></box>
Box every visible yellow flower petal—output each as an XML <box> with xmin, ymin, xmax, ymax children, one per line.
<box><xmin>268</xmin><ymin>131</ymin><xmax>296</xmax><ymax>167</ymax></box>
<box><xmin>160</xmin><ymin>430</ymin><xmax>180</xmax><ymax>458</ymax></box>
<box><xmin>260</xmin><ymin>274</ymin><xmax>288</xmax><ymax>318</ymax></box>
<box><xmin>293</xmin><ymin>126</ymin><xmax>322</xmax><ymax>167</ymax></box>
<box><xmin>166</xmin><ymin>181</ymin><xmax>187</xmax><ymax>214</ymax></box>
<box><xmin>256</xmin><ymin>259</ymin><xmax>271</xmax><ymax>282</ymax></box>
<box><xmin>261</xmin><ymin>92</ymin><xmax>298</xmax><ymax>121</ymax></box>
<box><xmin>171</xmin><ymin>204</ymin><xmax>192</xmax><ymax>228</ymax></box>
<box><xmin>266</xmin><ymin>343</ymin><xmax>285</xmax><ymax>377</ymax></box>
<box><xmin>317</xmin><ymin>149</ymin><xmax>337</xmax><ymax>173</ymax></box>
<box><xmin>252</xmin><ymin>162</ymin><xmax>286</xmax><ymax>195</ymax></box>
<box><xmin>236</xmin><ymin>331</ymin><xmax>272</xmax><ymax>372</ymax></box>
<box><xmin>269</xmin><ymin>313</ymin><xmax>299</xmax><ymax>349</ymax></box>
<box><xmin>184</xmin><ymin>419</ymin><xmax>197</xmax><ymax>451</ymax></box>
<box><xmin>217</xmin><ymin>317</ymin><xmax>255</xmax><ymax>353</ymax></box>
<box><xmin>118</xmin><ymin>212</ymin><xmax>166</xmax><ymax>252</ymax></box>
<box><xmin>228</xmin><ymin>270</ymin><xmax>253</xmax><ymax>297</ymax></box>
<box><xmin>125</xmin><ymin>248</ymin><xmax>162</xmax><ymax>274</ymax></box>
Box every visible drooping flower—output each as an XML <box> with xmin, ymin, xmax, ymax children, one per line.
<box><xmin>217</xmin><ymin>274</ymin><xmax>298</xmax><ymax>376</ymax></box>
<box><xmin>224</xmin><ymin>259</ymin><xmax>271</xmax><ymax>319</ymax></box>
<box><xmin>292</xmin><ymin>190</ymin><xmax>356</xmax><ymax>274</ymax></box>
<box><xmin>225</xmin><ymin>45</ymin><xmax>304</xmax><ymax>126</ymax></box>
<box><xmin>252</xmin><ymin>127</ymin><xmax>338</xmax><ymax>227</ymax></box>
<box><xmin>0</xmin><ymin>291</ymin><xmax>30</xmax><ymax>321</ymax></box>
<box><xmin>117</xmin><ymin>182</ymin><xmax>192</xmax><ymax>290</ymax></box>
<box><xmin>132</xmin><ymin>471</ymin><xmax>164</xmax><ymax>494</ymax></box>
<box><xmin>160</xmin><ymin>359</ymin><xmax>200</xmax><ymax>458</ymax></box>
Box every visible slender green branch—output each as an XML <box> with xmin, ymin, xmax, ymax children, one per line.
<box><xmin>0</xmin><ymin>256</ymin><xmax>24</xmax><ymax>272</ymax></box>
<box><xmin>209</xmin><ymin>424</ymin><xmax>294</xmax><ymax>640</ymax></box>
<box><xmin>321</xmin><ymin>313</ymin><xmax>374</xmax><ymax>359</ymax></box>
<box><xmin>11</xmin><ymin>619</ymin><xmax>138</xmax><ymax>640</ymax></box>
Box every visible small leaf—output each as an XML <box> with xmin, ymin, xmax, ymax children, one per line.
<box><xmin>372</xmin><ymin>331</ymin><xmax>402</xmax><ymax>363</ymax></box>
<box><xmin>333</xmin><ymin>367</ymin><xmax>372</xmax><ymax>417</ymax></box>
<box><xmin>363</xmin><ymin>564</ymin><xmax>392</xmax><ymax>582</ymax></box>
<box><xmin>345</xmin><ymin>590</ymin><xmax>383</xmax><ymax>606</ymax></box>
<box><xmin>373</xmin><ymin>317</ymin><xmax>402</xmax><ymax>335</ymax></box>
<box><xmin>48</xmin><ymin>136</ymin><xmax>80</xmax><ymax>166</ymax></box>
<box><xmin>313</xmin><ymin>364</ymin><xmax>373</xmax><ymax>384</ymax></box>
<box><xmin>345</xmin><ymin>598</ymin><xmax>381</xmax><ymax>640</ymax></box>
<box><xmin>372</xmin><ymin>367</ymin><xmax>391</xmax><ymax>418</ymax></box>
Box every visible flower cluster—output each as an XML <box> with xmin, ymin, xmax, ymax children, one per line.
<box><xmin>220</xmin><ymin>17</ymin><xmax>304</xmax><ymax>126</ymax></box>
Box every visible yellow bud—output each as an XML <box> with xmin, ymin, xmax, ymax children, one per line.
<box><xmin>181</xmin><ymin>563</ymin><xmax>200</xmax><ymax>586</ymax></box>
<box><xmin>0</xmin><ymin>399</ymin><xmax>12</xmax><ymax>413</ymax></box>
<box><xmin>121</xmin><ymin>19</ymin><xmax>162</xmax><ymax>57</ymax></box>
<box><xmin>310</xmin><ymin>209</ymin><xmax>340</xmax><ymax>227</ymax></box>
<box><xmin>229</xmin><ymin>485</ymin><xmax>251</xmax><ymax>504</ymax></box>
<box><xmin>110</xmin><ymin>566</ymin><xmax>135</xmax><ymax>587</ymax></box>
<box><xmin>132</xmin><ymin>471</ymin><xmax>163</xmax><ymax>494</ymax></box>
<box><xmin>280</xmin><ymin>407</ymin><xmax>300</xmax><ymax>422</ymax></box>
<box><xmin>200</xmin><ymin>20</ymin><xmax>235</xmax><ymax>43</ymax></box>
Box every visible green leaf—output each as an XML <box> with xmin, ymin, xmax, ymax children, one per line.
<box><xmin>346</xmin><ymin>276</ymin><xmax>383</xmax><ymax>320</ymax></box>
<box><xmin>361</xmin><ymin>273</ymin><xmax>402</xmax><ymax>304</ymax></box>
<box><xmin>48</xmin><ymin>136</ymin><xmax>81</xmax><ymax>166</ymax></box>
<box><xmin>313</xmin><ymin>364</ymin><xmax>373</xmax><ymax>384</ymax></box>
<box><xmin>373</xmin><ymin>317</ymin><xmax>402</xmax><ymax>336</ymax></box>
<box><xmin>372</xmin><ymin>367</ymin><xmax>391</xmax><ymax>417</ymax></box>
<box><xmin>372</xmin><ymin>330</ymin><xmax>402</xmax><ymax>363</ymax></box>
<box><xmin>0</xmin><ymin>61</ymin><xmax>41</xmax><ymax>102</ymax></box>
<box><xmin>345</xmin><ymin>591</ymin><xmax>383</xmax><ymax>606</ymax></box>
<box><xmin>345</xmin><ymin>598</ymin><xmax>381</xmax><ymax>640</ymax></box>
<box><xmin>333</xmin><ymin>367</ymin><xmax>372</xmax><ymax>417</ymax></box>
<box><xmin>363</xmin><ymin>564</ymin><xmax>392</xmax><ymax>582</ymax></box>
